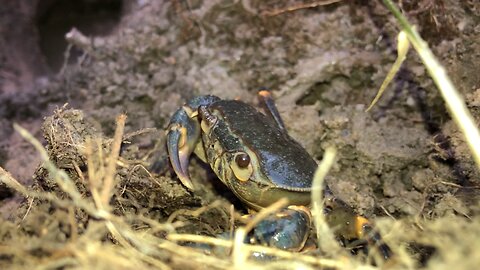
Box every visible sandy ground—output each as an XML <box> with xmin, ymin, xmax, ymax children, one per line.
<box><xmin>0</xmin><ymin>1</ymin><xmax>479</xmax><ymax>269</ymax></box>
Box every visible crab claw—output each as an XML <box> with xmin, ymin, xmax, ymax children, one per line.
<box><xmin>166</xmin><ymin>106</ymin><xmax>201</xmax><ymax>190</ymax></box>
<box><xmin>248</xmin><ymin>206</ymin><xmax>311</xmax><ymax>252</ymax></box>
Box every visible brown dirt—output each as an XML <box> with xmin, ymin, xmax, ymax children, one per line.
<box><xmin>1</xmin><ymin>0</ymin><xmax>480</xmax><ymax>269</ymax></box>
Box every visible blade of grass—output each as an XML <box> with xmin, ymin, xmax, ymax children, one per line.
<box><xmin>366</xmin><ymin>30</ymin><xmax>410</xmax><ymax>112</ymax></box>
<box><xmin>311</xmin><ymin>147</ymin><xmax>342</xmax><ymax>255</ymax></box>
<box><xmin>0</xmin><ymin>166</ymin><xmax>29</xmax><ymax>195</ymax></box>
<box><xmin>101</xmin><ymin>114</ymin><xmax>127</xmax><ymax>206</ymax></box>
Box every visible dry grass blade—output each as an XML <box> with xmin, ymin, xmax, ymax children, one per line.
<box><xmin>101</xmin><ymin>114</ymin><xmax>127</xmax><ymax>205</ymax></box>
<box><xmin>366</xmin><ymin>31</ymin><xmax>410</xmax><ymax>112</ymax></box>
<box><xmin>233</xmin><ymin>227</ymin><xmax>248</xmax><ymax>267</ymax></box>
<box><xmin>263</xmin><ymin>0</ymin><xmax>343</xmax><ymax>16</ymax></box>
<box><xmin>243</xmin><ymin>197</ymin><xmax>289</xmax><ymax>233</ymax></box>
<box><xmin>311</xmin><ymin>147</ymin><xmax>343</xmax><ymax>255</ymax></box>
<box><xmin>0</xmin><ymin>166</ymin><xmax>29</xmax><ymax>195</ymax></box>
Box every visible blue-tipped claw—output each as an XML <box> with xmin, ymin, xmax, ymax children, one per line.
<box><xmin>166</xmin><ymin>95</ymin><xmax>221</xmax><ymax>190</ymax></box>
<box><xmin>248</xmin><ymin>206</ymin><xmax>311</xmax><ymax>252</ymax></box>
<box><xmin>166</xmin><ymin>107</ymin><xmax>201</xmax><ymax>190</ymax></box>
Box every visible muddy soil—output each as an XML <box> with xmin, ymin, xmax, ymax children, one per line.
<box><xmin>0</xmin><ymin>0</ymin><xmax>479</xmax><ymax>269</ymax></box>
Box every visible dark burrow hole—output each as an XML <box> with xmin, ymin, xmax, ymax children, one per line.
<box><xmin>35</xmin><ymin>0</ymin><xmax>124</xmax><ymax>72</ymax></box>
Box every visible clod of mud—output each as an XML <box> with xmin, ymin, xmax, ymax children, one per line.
<box><xmin>33</xmin><ymin>106</ymin><xmax>209</xmax><ymax>220</ymax></box>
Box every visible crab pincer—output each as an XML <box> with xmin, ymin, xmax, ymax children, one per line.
<box><xmin>166</xmin><ymin>95</ymin><xmax>220</xmax><ymax>190</ymax></box>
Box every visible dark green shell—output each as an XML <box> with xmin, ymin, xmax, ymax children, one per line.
<box><xmin>210</xmin><ymin>100</ymin><xmax>317</xmax><ymax>190</ymax></box>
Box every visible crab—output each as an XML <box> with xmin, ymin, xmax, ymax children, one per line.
<box><xmin>166</xmin><ymin>90</ymin><xmax>392</xmax><ymax>259</ymax></box>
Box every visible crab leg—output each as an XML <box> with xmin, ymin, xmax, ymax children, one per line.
<box><xmin>358</xmin><ymin>220</ymin><xmax>392</xmax><ymax>260</ymax></box>
<box><xmin>323</xmin><ymin>191</ymin><xmax>392</xmax><ymax>259</ymax></box>
<box><xmin>257</xmin><ymin>89</ymin><xmax>287</xmax><ymax>131</ymax></box>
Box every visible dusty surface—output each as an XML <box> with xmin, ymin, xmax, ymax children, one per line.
<box><xmin>0</xmin><ymin>0</ymin><xmax>480</xmax><ymax>269</ymax></box>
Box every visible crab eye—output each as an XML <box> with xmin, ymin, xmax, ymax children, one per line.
<box><xmin>230</xmin><ymin>152</ymin><xmax>253</xmax><ymax>182</ymax></box>
<box><xmin>235</xmin><ymin>153</ymin><xmax>250</xmax><ymax>168</ymax></box>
